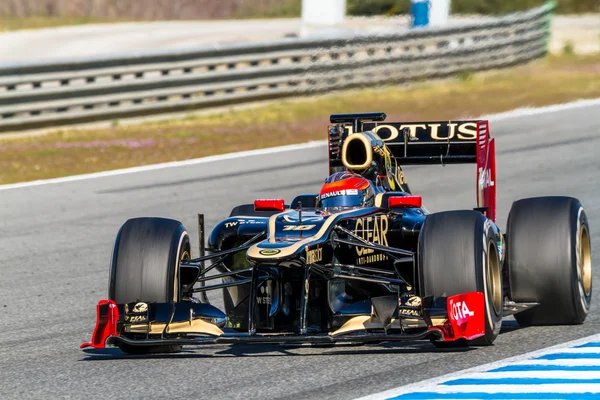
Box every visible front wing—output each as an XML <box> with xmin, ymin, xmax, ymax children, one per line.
<box><xmin>81</xmin><ymin>292</ymin><xmax>485</xmax><ymax>350</ymax></box>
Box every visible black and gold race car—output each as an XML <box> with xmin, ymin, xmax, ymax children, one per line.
<box><xmin>82</xmin><ymin>112</ymin><xmax>592</xmax><ymax>354</ymax></box>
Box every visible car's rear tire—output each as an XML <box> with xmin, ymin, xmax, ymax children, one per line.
<box><xmin>419</xmin><ymin>211</ymin><xmax>503</xmax><ymax>346</ymax></box>
<box><xmin>507</xmin><ymin>197</ymin><xmax>591</xmax><ymax>326</ymax></box>
<box><xmin>109</xmin><ymin>217</ymin><xmax>190</xmax><ymax>354</ymax></box>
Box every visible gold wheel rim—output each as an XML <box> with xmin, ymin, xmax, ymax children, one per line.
<box><xmin>488</xmin><ymin>240</ymin><xmax>502</xmax><ymax>315</ymax></box>
<box><xmin>181</xmin><ymin>249</ymin><xmax>190</xmax><ymax>261</ymax></box>
<box><xmin>174</xmin><ymin>234</ymin><xmax>190</xmax><ymax>302</ymax></box>
<box><xmin>579</xmin><ymin>225</ymin><xmax>592</xmax><ymax>297</ymax></box>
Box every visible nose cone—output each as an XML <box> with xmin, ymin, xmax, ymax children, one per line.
<box><xmin>246</xmin><ymin>210</ymin><xmax>330</xmax><ymax>261</ymax></box>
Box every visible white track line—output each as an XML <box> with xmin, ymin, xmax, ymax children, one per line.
<box><xmin>444</xmin><ymin>371</ymin><xmax>600</xmax><ymax>379</ymax></box>
<box><xmin>371</xmin><ymin>384</ymin><xmax>600</xmax><ymax>395</ymax></box>
<box><xmin>356</xmin><ymin>333</ymin><xmax>600</xmax><ymax>400</ymax></box>
<box><xmin>1</xmin><ymin>98</ymin><xmax>599</xmax><ymax>192</ymax></box>
<box><xmin>511</xmin><ymin>359</ymin><xmax>600</xmax><ymax>366</ymax></box>
<box><xmin>481</xmin><ymin>98</ymin><xmax>600</xmax><ymax>121</ymax></box>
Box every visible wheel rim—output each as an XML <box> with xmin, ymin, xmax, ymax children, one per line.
<box><xmin>488</xmin><ymin>241</ymin><xmax>502</xmax><ymax>316</ymax></box>
<box><xmin>181</xmin><ymin>249</ymin><xmax>190</xmax><ymax>261</ymax></box>
<box><xmin>578</xmin><ymin>224</ymin><xmax>592</xmax><ymax>298</ymax></box>
<box><xmin>173</xmin><ymin>232</ymin><xmax>190</xmax><ymax>302</ymax></box>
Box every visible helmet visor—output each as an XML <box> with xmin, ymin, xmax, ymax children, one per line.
<box><xmin>320</xmin><ymin>190</ymin><xmax>364</xmax><ymax>209</ymax></box>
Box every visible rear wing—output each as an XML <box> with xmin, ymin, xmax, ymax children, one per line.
<box><xmin>329</xmin><ymin>112</ymin><xmax>496</xmax><ymax>221</ymax></box>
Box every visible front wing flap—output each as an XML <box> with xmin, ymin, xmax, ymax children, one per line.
<box><xmin>81</xmin><ymin>291</ymin><xmax>485</xmax><ymax>349</ymax></box>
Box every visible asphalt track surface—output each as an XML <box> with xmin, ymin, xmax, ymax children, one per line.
<box><xmin>0</xmin><ymin>102</ymin><xmax>599</xmax><ymax>399</ymax></box>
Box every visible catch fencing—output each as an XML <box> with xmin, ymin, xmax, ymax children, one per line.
<box><xmin>0</xmin><ymin>2</ymin><xmax>553</xmax><ymax>132</ymax></box>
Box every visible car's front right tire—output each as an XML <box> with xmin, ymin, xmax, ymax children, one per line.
<box><xmin>419</xmin><ymin>210</ymin><xmax>503</xmax><ymax>346</ymax></box>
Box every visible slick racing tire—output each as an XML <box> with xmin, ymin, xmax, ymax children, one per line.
<box><xmin>109</xmin><ymin>217</ymin><xmax>191</xmax><ymax>354</ymax></box>
<box><xmin>419</xmin><ymin>211</ymin><xmax>503</xmax><ymax>346</ymax></box>
<box><xmin>507</xmin><ymin>197</ymin><xmax>591</xmax><ymax>326</ymax></box>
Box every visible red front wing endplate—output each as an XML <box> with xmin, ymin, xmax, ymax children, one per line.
<box><xmin>80</xmin><ymin>300</ymin><xmax>119</xmax><ymax>349</ymax></box>
<box><xmin>429</xmin><ymin>291</ymin><xmax>486</xmax><ymax>341</ymax></box>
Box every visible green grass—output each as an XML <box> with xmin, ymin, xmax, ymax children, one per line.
<box><xmin>0</xmin><ymin>54</ymin><xmax>598</xmax><ymax>184</ymax></box>
<box><xmin>234</xmin><ymin>0</ymin><xmax>301</xmax><ymax>18</ymax></box>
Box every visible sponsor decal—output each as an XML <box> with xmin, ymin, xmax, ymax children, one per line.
<box><xmin>126</xmin><ymin>315</ymin><xmax>147</xmax><ymax>323</ymax></box>
<box><xmin>449</xmin><ymin>299</ymin><xmax>475</xmax><ymax>326</ymax></box>
<box><xmin>398</xmin><ymin>309</ymin><xmax>419</xmax><ymax>317</ymax></box>
<box><xmin>126</xmin><ymin>302</ymin><xmax>149</xmax><ymax>323</ymax></box>
<box><xmin>259</xmin><ymin>249</ymin><xmax>281</xmax><ymax>256</ymax></box>
<box><xmin>478</xmin><ymin>167</ymin><xmax>495</xmax><ymax>190</ymax></box>
<box><xmin>320</xmin><ymin>189</ymin><xmax>358</xmax><ymax>200</ymax></box>
<box><xmin>225</xmin><ymin>219</ymin><xmax>265</xmax><ymax>228</ymax></box>
<box><xmin>354</xmin><ymin>215</ymin><xmax>389</xmax><ymax>264</ymax></box>
<box><xmin>239</xmin><ymin>219</ymin><xmax>265</xmax><ymax>224</ymax></box>
<box><xmin>257</xmin><ymin>282</ymin><xmax>272</xmax><ymax>305</ymax></box>
<box><xmin>305</xmin><ymin>247</ymin><xmax>323</xmax><ymax>264</ymax></box>
<box><xmin>357</xmin><ymin>253</ymin><xmax>387</xmax><ymax>264</ymax></box>
<box><xmin>132</xmin><ymin>302</ymin><xmax>148</xmax><ymax>313</ymax></box>
<box><xmin>348</xmin><ymin>122</ymin><xmax>478</xmax><ymax>141</ymax></box>
<box><xmin>283</xmin><ymin>225</ymin><xmax>316</xmax><ymax>231</ymax></box>
<box><xmin>405</xmin><ymin>296</ymin><xmax>421</xmax><ymax>307</ymax></box>
<box><xmin>398</xmin><ymin>296</ymin><xmax>421</xmax><ymax>317</ymax></box>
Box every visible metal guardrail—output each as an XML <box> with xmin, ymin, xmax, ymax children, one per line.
<box><xmin>0</xmin><ymin>3</ymin><xmax>553</xmax><ymax>132</ymax></box>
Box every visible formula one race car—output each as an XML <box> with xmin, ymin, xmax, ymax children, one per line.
<box><xmin>82</xmin><ymin>112</ymin><xmax>592</xmax><ymax>354</ymax></box>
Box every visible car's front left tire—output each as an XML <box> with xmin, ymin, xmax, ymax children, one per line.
<box><xmin>109</xmin><ymin>217</ymin><xmax>190</xmax><ymax>354</ymax></box>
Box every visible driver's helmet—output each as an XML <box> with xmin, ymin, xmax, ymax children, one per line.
<box><xmin>318</xmin><ymin>172</ymin><xmax>375</xmax><ymax>210</ymax></box>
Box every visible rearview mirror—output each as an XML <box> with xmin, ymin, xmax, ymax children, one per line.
<box><xmin>388</xmin><ymin>195</ymin><xmax>422</xmax><ymax>209</ymax></box>
<box><xmin>254</xmin><ymin>199</ymin><xmax>285</xmax><ymax>212</ymax></box>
